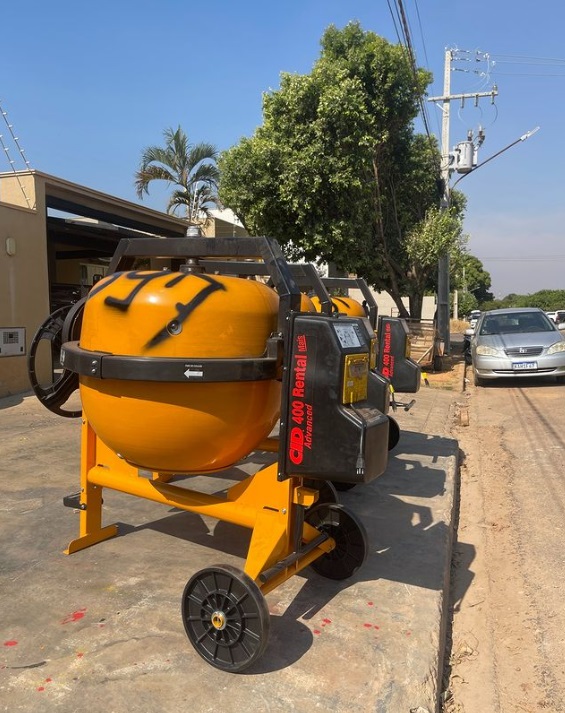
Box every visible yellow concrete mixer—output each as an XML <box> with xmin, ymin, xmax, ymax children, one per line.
<box><xmin>29</xmin><ymin>236</ymin><xmax>391</xmax><ymax>672</ymax></box>
<box><xmin>310</xmin><ymin>293</ymin><xmax>367</xmax><ymax>319</ymax></box>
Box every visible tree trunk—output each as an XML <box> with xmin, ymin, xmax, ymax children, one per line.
<box><xmin>408</xmin><ymin>292</ymin><xmax>423</xmax><ymax>320</ymax></box>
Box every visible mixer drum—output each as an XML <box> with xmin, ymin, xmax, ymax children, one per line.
<box><xmin>310</xmin><ymin>295</ymin><xmax>366</xmax><ymax>318</ymax></box>
<box><xmin>78</xmin><ymin>270</ymin><xmax>281</xmax><ymax>473</ymax></box>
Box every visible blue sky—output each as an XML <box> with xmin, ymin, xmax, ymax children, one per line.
<box><xmin>2</xmin><ymin>0</ymin><xmax>564</xmax><ymax>298</ymax></box>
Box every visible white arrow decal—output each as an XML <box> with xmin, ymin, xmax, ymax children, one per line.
<box><xmin>184</xmin><ymin>368</ymin><xmax>204</xmax><ymax>379</ymax></box>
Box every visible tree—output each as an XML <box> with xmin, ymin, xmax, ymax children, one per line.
<box><xmin>512</xmin><ymin>289</ymin><xmax>565</xmax><ymax>311</ymax></box>
<box><xmin>219</xmin><ymin>22</ymin><xmax>459</xmax><ymax>317</ymax></box>
<box><xmin>449</xmin><ymin>254</ymin><xmax>494</xmax><ymax>314</ymax></box>
<box><xmin>457</xmin><ymin>290</ymin><xmax>479</xmax><ymax>318</ymax></box>
<box><xmin>135</xmin><ymin>126</ymin><xmax>221</xmax><ymax>226</ymax></box>
<box><xmin>457</xmin><ymin>254</ymin><xmax>493</xmax><ymax>304</ymax></box>
<box><xmin>404</xmin><ymin>205</ymin><xmax>467</xmax><ymax>318</ymax></box>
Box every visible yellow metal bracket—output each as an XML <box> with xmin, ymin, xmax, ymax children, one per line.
<box><xmin>65</xmin><ymin>420</ymin><xmax>336</xmax><ymax>598</ymax></box>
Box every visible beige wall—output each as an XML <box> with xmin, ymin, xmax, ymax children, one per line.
<box><xmin>349</xmin><ymin>288</ymin><xmax>436</xmax><ymax>321</ymax></box>
<box><xmin>0</xmin><ymin>193</ymin><xmax>50</xmax><ymax>397</ymax></box>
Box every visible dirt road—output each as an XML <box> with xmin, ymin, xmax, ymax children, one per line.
<box><xmin>444</xmin><ymin>373</ymin><xmax>565</xmax><ymax>712</ymax></box>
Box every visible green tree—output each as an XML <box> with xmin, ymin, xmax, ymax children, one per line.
<box><xmin>135</xmin><ymin>126</ymin><xmax>221</xmax><ymax>226</ymax></box>
<box><xmin>404</xmin><ymin>205</ymin><xmax>467</xmax><ymax>318</ymax></box>
<box><xmin>457</xmin><ymin>290</ymin><xmax>479</xmax><ymax>318</ymax></box>
<box><xmin>512</xmin><ymin>289</ymin><xmax>565</xmax><ymax>311</ymax></box>
<box><xmin>451</xmin><ymin>254</ymin><xmax>493</xmax><ymax>311</ymax></box>
<box><xmin>219</xmin><ymin>22</ymin><xmax>456</xmax><ymax>318</ymax></box>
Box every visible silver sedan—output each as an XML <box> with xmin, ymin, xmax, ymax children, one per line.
<box><xmin>470</xmin><ymin>307</ymin><xmax>565</xmax><ymax>386</ymax></box>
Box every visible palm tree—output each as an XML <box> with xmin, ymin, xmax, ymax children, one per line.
<box><xmin>135</xmin><ymin>126</ymin><xmax>221</xmax><ymax>226</ymax></box>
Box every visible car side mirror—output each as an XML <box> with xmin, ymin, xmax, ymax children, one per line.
<box><xmin>464</xmin><ymin>327</ymin><xmax>475</xmax><ymax>337</ymax></box>
<box><xmin>558</xmin><ymin>323</ymin><xmax>565</xmax><ymax>330</ymax></box>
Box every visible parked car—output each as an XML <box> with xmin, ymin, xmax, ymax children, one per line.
<box><xmin>470</xmin><ymin>307</ymin><xmax>565</xmax><ymax>386</ymax></box>
<box><xmin>468</xmin><ymin>310</ymin><xmax>481</xmax><ymax>329</ymax></box>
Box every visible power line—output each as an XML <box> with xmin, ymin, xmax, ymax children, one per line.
<box><xmin>491</xmin><ymin>71</ymin><xmax>565</xmax><ymax>77</ymax></box>
<box><xmin>386</xmin><ymin>0</ymin><xmax>404</xmax><ymax>47</ymax></box>
<box><xmin>478</xmin><ymin>256</ymin><xmax>565</xmax><ymax>262</ymax></box>
<box><xmin>389</xmin><ymin>0</ymin><xmax>437</xmax><ymax>163</ymax></box>
<box><xmin>489</xmin><ymin>54</ymin><xmax>565</xmax><ymax>63</ymax></box>
<box><xmin>412</xmin><ymin>0</ymin><xmax>430</xmax><ymax>68</ymax></box>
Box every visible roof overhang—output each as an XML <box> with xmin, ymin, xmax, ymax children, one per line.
<box><xmin>1</xmin><ymin>170</ymin><xmax>188</xmax><ymax>237</ymax></box>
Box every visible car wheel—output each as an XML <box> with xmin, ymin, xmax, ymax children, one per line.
<box><xmin>473</xmin><ymin>371</ymin><xmax>486</xmax><ymax>387</ymax></box>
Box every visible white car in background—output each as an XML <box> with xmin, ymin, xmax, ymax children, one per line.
<box><xmin>468</xmin><ymin>310</ymin><xmax>481</xmax><ymax>329</ymax></box>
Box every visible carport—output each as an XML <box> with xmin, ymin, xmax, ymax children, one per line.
<box><xmin>0</xmin><ymin>170</ymin><xmax>187</xmax><ymax>396</ymax></box>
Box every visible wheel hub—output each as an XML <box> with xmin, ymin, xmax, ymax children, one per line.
<box><xmin>211</xmin><ymin>610</ymin><xmax>227</xmax><ymax>630</ymax></box>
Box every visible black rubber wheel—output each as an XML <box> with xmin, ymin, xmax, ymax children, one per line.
<box><xmin>333</xmin><ymin>481</ymin><xmax>357</xmax><ymax>492</ymax></box>
<box><xmin>303</xmin><ymin>480</ymin><xmax>340</xmax><ymax>505</ymax></box>
<box><xmin>181</xmin><ymin>564</ymin><xmax>270</xmax><ymax>672</ymax></box>
<box><xmin>27</xmin><ymin>305</ymin><xmax>81</xmax><ymax>417</ymax></box>
<box><xmin>388</xmin><ymin>415</ymin><xmax>400</xmax><ymax>451</ymax></box>
<box><xmin>305</xmin><ymin>503</ymin><xmax>368</xmax><ymax>580</ymax></box>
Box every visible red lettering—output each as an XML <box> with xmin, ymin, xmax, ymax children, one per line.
<box><xmin>292</xmin><ymin>400</ymin><xmax>304</xmax><ymax>424</ymax></box>
<box><xmin>289</xmin><ymin>427</ymin><xmax>304</xmax><ymax>464</ymax></box>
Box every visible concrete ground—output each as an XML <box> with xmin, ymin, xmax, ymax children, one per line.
<box><xmin>0</xmin><ymin>383</ymin><xmax>460</xmax><ymax>713</ymax></box>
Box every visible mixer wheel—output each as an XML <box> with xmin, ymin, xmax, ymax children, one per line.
<box><xmin>27</xmin><ymin>305</ymin><xmax>81</xmax><ymax>417</ymax></box>
<box><xmin>303</xmin><ymin>479</ymin><xmax>339</xmax><ymax>506</ymax></box>
<box><xmin>388</xmin><ymin>415</ymin><xmax>400</xmax><ymax>450</ymax></box>
<box><xmin>181</xmin><ymin>564</ymin><xmax>270</xmax><ymax>672</ymax></box>
<box><xmin>333</xmin><ymin>481</ymin><xmax>356</xmax><ymax>492</ymax></box>
<box><xmin>305</xmin><ymin>503</ymin><xmax>368</xmax><ymax>580</ymax></box>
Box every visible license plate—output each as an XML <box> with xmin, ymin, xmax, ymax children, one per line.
<box><xmin>512</xmin><ymin>361</ymin><xmax>537</xmax><ymax>370</ymax></box>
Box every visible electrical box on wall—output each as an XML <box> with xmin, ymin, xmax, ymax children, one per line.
<box><xmin>0</xmin><ymin>328</ymin><xmax>26</xmax><ymax>357</ymax></box>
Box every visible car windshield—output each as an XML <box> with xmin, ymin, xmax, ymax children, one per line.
<box><xmin>479</xmin><ymin>312</ymin><xmax>554</xmax><ymax>336</ymax></box>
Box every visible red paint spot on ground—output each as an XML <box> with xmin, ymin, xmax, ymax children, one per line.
<box><xmin>363</xmin><ymin>623</ymin><xmax>373</xmax><ymax>628</ymax></box>
<box><xmin>61</xmin><ymin>608</ymin><xmax>87</xmax><ymax>625</ymax></box>
<box><xmin>77</xmin><ymin>652</ymin><xmax>84</xmax><ymax>658</ymax></box>
<box><xmin>374</xmin><ymin>625</ymin><xmax>380</xmax><ymax>630</ymax></box>
<box><xmin>406</xmin><ymin>631</ymin><xmax>412</xmax><ymax>636</ymax></box>
<box><xmin>44</xmin><ymin>678</ymin><xmax>52</xmax><ymax>683</ymax></box>
<box><xmin>3</xmin><ymin>640</ymin><xmax>18</xmax><ymax>647</ymax></box>
<box><xmin>367</xmin><ymin>601</ymin><xmax>374</xmax><ymax>606</ymax></box>
<box><xmin>37</xmin><ymin>687</ymin><xmax>45</xmax><ymax>692</ymax></box>
<box><xmin>313</xmin><ymin>629</ymin><xmax>321</xmax><ymax>635</ymax></box>
<box><xmin>322</xmin><ymin>618</ymin><xmax>332</xmax><ymax>624</ymax></box>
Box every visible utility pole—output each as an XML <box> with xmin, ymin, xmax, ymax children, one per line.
<box><xmin>428</xmin><ymin>49</ymin><xmax>498</xmax><ymax>356</ymax></box>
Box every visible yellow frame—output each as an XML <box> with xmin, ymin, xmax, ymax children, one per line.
<box><xmin>66</xmin><ymin>419</ymin><xmax>335</xmax><ymax>595</ymax></box>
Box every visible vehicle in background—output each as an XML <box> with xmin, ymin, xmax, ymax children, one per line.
<box><xmin>463</xmin><ymin>310</ymin><xmax>481</xmax><ymax>364</ymax></box>
<box><xmin>470</xmin><ymin>307</ymin><xmax>565</xmax><ymax>386</ymax></box>
<box><xmin>554</xmin><ymin>310</ymin><xmax>565</xmax><ymax>325</ymax></box>
<box><xmin>468</xmin><ymin>310</ymin><xmax>481</xmax><ymax>329</ymax></box>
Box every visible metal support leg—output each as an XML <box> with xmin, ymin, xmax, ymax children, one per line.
<box><xmin>65</xmin><ymin>420</ymin><xmax>118</xmax><ymax>554</ymax></box>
